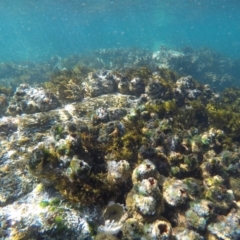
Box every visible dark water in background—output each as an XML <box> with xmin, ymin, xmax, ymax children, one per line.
<box><xmin>1</xmin><ymin>0</ymin><xmax>240</xmax><ymax>62</ymax></box>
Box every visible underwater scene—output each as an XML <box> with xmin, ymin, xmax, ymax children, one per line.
<box><xmin>1</xmin><ymin>0</ymin><xmax>240</xmax><ymax>239</ymax></box>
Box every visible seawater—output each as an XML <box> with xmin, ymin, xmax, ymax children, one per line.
<box><xmin>0</xmin><ymin>0</ymin><xmax>240</xmax><ymax>62</ymax></box>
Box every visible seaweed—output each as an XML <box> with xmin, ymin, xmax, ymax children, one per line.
<box><xmin>206</xmin><ymin>88</ymin><xmax>240</xmax><ymax>140</ymax></box>
<box><xmin>42</xmin><ymin>64</ymin><xmax>91</xmax><ymax>103</ymax></box>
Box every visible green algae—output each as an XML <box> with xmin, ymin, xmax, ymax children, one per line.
<box><xmin>144</xmin><ymin>99</ymin><xmax>177</xmax><ymax>116</ymax></box>
<box><xmin>104</xmin><ymin>109</ymin><xmax>145</xmax><ymax>162</ymax></box>
<box><xmin>54</xmin><ymin>215</ymin><xmax>67</xmax><ymax>231</ymax></box>
<box><xmin>157</xmin><ymin>67</ymin><xmax>179</xmax><ymax>83</ymax></box>
<box><xmin>42</xmin><ymin>65</ymin><xmax>91</xmax><ymax>103</ymax></box>
<box><xmin>49</xmin><ymin>197</ymin><xmax>61</xmax><ymax>206</ymax></box>
<box><xmin>39</xmin><ymin>200</ymin><xmax>50</xmax><ymax>208</ymax></box>
<box><xmin>124</xmin><ymin>66</ymin><xmax>151</xmax><ymax>82</ymax></box>
<box><xmin>87</xmin><ymin>220</ymin><xmax>98</xmax><ymax>237</ymax></box>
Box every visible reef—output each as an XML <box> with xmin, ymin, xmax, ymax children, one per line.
<box><xmin>1</xmin><ymin>46</ymin><xmax>240</xmax><ymax>99</ymax></box>
<box><xmin>0</xmin><ymin>48</ymin><xmax>240</xmax><ymax>239</ymax></box>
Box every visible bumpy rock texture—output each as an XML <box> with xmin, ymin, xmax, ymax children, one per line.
<box><xmin>1</xmin><ymin>48</ymin><xmax>240</xmax><ymax>239</ymax></box>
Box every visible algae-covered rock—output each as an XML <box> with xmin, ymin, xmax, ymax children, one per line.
<box><xmin>6</xmin><ymin>84</ymin><xmax>60</xmax><ymax>116</ymax></box>
<box><xmin>185</xmin><ymin>199</ymin><xmax>215</xmax><ymax>232</ymax></box>
<box><xmin>122</xmin><ymin>218</ymin><xmax>144</xmax><ymax>239</ymax></box>
<box><xmin>132</xmin><ymin>159</ymin><xmax>163</xmax><ymax>185</ymax></box>
<box><xmin>143</xmin><ymin>219</ymin><xmax>172</xmax><ymax>240</ymax></box>
<box><xmin>126</xmin><ymin>177</ymin><xmax>164</xmax><ymax>222</ymax></box>
<box><xmin>174</xmin><ymin>228</ymin><xmax>204</xmax><ymax>240</ymax></box>
<box><xmin>204</xmin><ymin>185</ymin><xmax>235</xmax><ymax>214</ymax></box>
<box><xmin>229</xmin><ymin>176</ymin><xmax>240</xmax><ymax>200</ymax></box>
<box><xmin>145</xmin><ymin>78</ymin><xmax>166</xmax><ymax>99</ymax></box>
<box><xmin>163</xmin><ymin>178</ymin><xmax>190</xmax><ymax>207</ymax></box>
<box><xmin>207</xmin><ymin>208</ymin><xmax>240</xmax><ymax>240</ymax></box>
<box><xmin>95</xmin><ymin>233</ymin><xmax>120</xmax><ymax>240</ymax></box>
<box><xmin>2</xmin><ymin>50</ymin><xmax>240</xmax><ymax>240</ymax></box>
<box><xmin>106</xmin><ymin>160</ymin><xmax>131</xmax><ymax>185</ymax></box>
<box><xmin>83</xmin><ymin>70</ymin><xmax>117</xmax><ymax>97</ymax></box>
<box><xmin>0</xmin><ymin>93</ymin><xmax>8</xmax><ymax>115</ymax></box>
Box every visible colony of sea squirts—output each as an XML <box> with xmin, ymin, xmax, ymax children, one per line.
<box><xmin>0</xmin><ymin>50</ymin><xmax>240</xmax><ymax>239</ymax></box>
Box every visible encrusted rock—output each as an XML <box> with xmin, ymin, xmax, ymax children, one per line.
<box><xmin>132</xmin><ymin>159</ymin><xmax>163</xmax><ymax>185</ymax></box>
<box><xmin>129</xmin><ymin>77</ymin><xmax>145</xmax><ymax>96</ymax></box>
<box><xmin>204</xmin><ymin>185</ymin><xmax>235</xmax><ymax>214</ymax></box>
<box><xmin>106</xmin><ymin>160</ymin><xmax>131</xmax><ymax>185</ymax></box>
<box><xmin>145</xmin><ymin>78</ymin><xmax>165</xmax><ymax>99</ymax></box>
<box><xmin>6</xmin><ymin>84</ymin><xmax>60</xmax><ymax>116</ymax></box>
<box><xmin>207</xmin><ymin>208</ymin><xmax>240</xmax><ymax>240</ymax></box>
<box><xmin>143</xmin><ymin>219</ymin><xmax>172</xmax><ymax>240</ymax></box>
<box><xmin>174</xmin><ymin>229</ymin><xmax>204</xmax><ymax>240</ymax></box>
<box><xmin>163</xmin><ymin>178</ymin><xmax>189</xmax><ymax>207</ymax></box>
<box><xmin>83</xmin><ymin>70</ymin><xmax>117</xmax><ymax>97</ymax></box>
<box><xmin>126</xmin><ymin>177</ymin><xmax>164</xmax><ymax>221</ymax></box>
<box><xmin>121</xmin><ymin>218</ymin><xmax>144</xmax><ymax>239</ymax></box>
<box><xmin>0</xmin><ymin>93</ymin><xmax>8</xmax><ymax>115</ymax></box>
<box><xmin>185</xmin><ymin>199</ymin><xmax>215</xmax><ymax>232</ymax></box>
